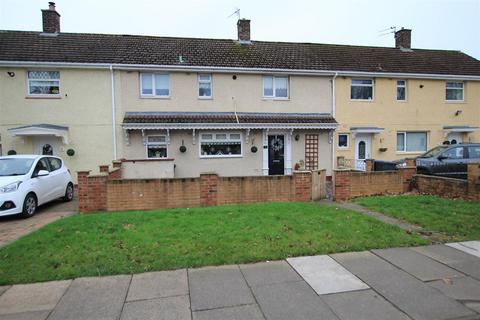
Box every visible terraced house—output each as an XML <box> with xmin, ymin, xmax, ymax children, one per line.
<box><xmin>1</xmin><ymin>3</ymin><xmax>479</xmax><ymax>181</ymax></box>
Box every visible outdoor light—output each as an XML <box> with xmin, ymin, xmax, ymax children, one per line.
<box><xmin>7</xmin><ymin>72</ymin><xmax>15</xmax><ymax>77</ymax></box>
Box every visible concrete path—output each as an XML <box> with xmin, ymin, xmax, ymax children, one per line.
<box><xmin>1</xmin><ymin>242</ymin><xmax>480</xmax><ymax>320</ymax></box>
<box><xmin>0</xmin><ymin>198</ymin><xmax>78</xmax><ymax>248</ymax></box>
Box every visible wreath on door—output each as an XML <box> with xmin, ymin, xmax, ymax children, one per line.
<box><xmin>270</xmin><ymin>137</ymin><xmax>284</xmax><ymax>151</ymax></box>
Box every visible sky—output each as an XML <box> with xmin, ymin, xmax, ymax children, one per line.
<box><xmin>1</xmin><ymin>0</ymin><xmax>479</xmax><ymax>59</ymax></box>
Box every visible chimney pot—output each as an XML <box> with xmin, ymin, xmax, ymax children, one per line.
<box><xmin>395</xmin><ymin>28</ymin><xmax>412</xmax><ymax>49</ymax></box>
<box><xmin>237</xmin><ymin>19</ymin><xmax>251</xmax><ymax>43</ymax></box>
<box><xmin>42</xmin><ymin>2</ymin><xmax>60</xmax><ymax>33</ymax></box>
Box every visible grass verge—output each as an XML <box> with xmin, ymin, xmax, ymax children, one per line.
<box><xmin>0</xmin><ymin>202</ymin><xmax>426</xmax><ymax>285</ymax></box>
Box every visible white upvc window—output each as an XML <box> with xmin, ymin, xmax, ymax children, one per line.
<box><xmin>396</xmin><ymin>80</ymin><xmax>407</xmax><ymax>101</ymax></box>
<box><xmin>397</xmin><ymin>132</ymin><xmax>427</xmax><ymax>152</ymax></box>
<box><xmin>146</xmin><ymin>135</ymin><xmax>168</xmax><ymax>159</ymax></box>
<box><xmin>445</xmin><ymin>81</ymin><xmax>464</xmax><ymax>101</ymax></box>
<box><xmin>263</xmin><ymin>76</ymin><xmax>289</xmax><ymax>99</ymax></box>
<box><xmin>351</xmin><ymin>79</ymin><xmax>374</xmax><ymax>100</ymax></box>
<box><xmin>200</xmin><ymin>132</ymin><xmax>242</xmax><ymax>158</ymax></box>
<box><xmin>338</xmin><ymin>134</ymin><xmax>349</xmax><ymax>149</ymax></box>
<box><xmin>140</xmin><ymin>73</ymin><xmax>170</xmax><ymax>97</ymax></box>
<box><xmin>27</xmin><ymin>71</ymin><xmax>60</xmax><ymax>96</ymax></box>
<box><xmin>198</xmin><ymin>74</ymin><xmax>212</xmax><ymax>98</ymax></box>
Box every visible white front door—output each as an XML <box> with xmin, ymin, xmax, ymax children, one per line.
<box><xmin>33</xmin><ymin>136</ymin><xmax>59</xmax><ymax>155</ymax></box>
<box><xmin>355</xmin><ymin>134</ymin><xmax>371</xmax><ymax>171</ymax></box>
<box><xmin>447</xmin><ymin>132</ymin><xmax>463</xmax><ymax>145</ymax></box>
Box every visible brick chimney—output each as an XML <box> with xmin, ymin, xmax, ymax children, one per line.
<box><xmin>42</xmin><ymin>2</ymin><xmax>60</xmax><ymax>33</ymax></box>
<box><xmin>237</xmin><ymin>19</ymin><xmax>251</xmax><ymax>43</ymax></box>
<box><xmin>395</xmin><ymin>28</ymin><xmax>411</xmax><ymax>49</ymax></box>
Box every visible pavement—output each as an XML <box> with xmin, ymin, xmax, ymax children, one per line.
<box><xmin>1</xmin><ymin>241</ymin><xmax>480</xmax><ymax>320</ymax></box>
<box><xmin>0</xmin><ymin>198</ymin><xmax>78</xmax><ymax>248</ymax></box>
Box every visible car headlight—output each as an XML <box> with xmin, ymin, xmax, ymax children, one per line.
<box><xmin>0</xmin><ymin>181</ymin><xmax>22</xmax><ymax>193</ymax></box>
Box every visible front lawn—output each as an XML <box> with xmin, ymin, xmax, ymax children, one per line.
<box><xmin>356</xmin><ymin>195</ymin><xmax>480</xmax><ymax>241</ymax></box>
<box><xmin>0</xmin><ymin>202</ymin><xmax>425</xmax><ymax>285</ymax></box>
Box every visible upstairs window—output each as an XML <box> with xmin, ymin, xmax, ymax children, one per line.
<box><xmin>27</xmin><ymin>71</ymin><xmax>60</xmax><ymax>96</ymax></box>
<box><xmin>397</xmin><ymin>132</ymin><xmax>427</xmax><ymax>152</ymax></box>
<box><xmin>263</xmin><ymin>76</ymin><xmax>289</xmax><ymax>98</ymax></box>
<box><xmin>200</xmin><ymin>133</ymin><xmax>242</xmax><ymax>158</ymax></box>
<box><xmin>198</xmin><ymin>74</ymin><xmax>212</xmax><ymax>98</ymax></box>
<box><xmin>351</xmin><ymin>79</ymin><xmax>373</xmax><ymax>100</ymax></box>
<box><xmin>446</xmin><ymin>81</ymin><xmax>464</xmax><ymax>101</ymax></box>
<box><xmin>396</xmin><ymin>80</ymin><xmax>406</xmax><ymax>101</ymax></box>
<box><xmin>146</xmin><ymin>135</ymin><xmax>168</xmax><ymax>158</ymax></box>
<box><xmin>140</xmin><ymin>73</ymin><xmax>170</xmax><ymax>97</ymax></box>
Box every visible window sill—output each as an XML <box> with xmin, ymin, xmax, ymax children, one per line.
<box><xmin>350</xmin><ymin>99</ymin><xmax>374</xmax><ymax>102</ymax></box>
<box><xmin>262</xmin><ymin>97</ymin><xmax>290</xmax><ymax>101</ymax></box>
<box><xmin>26</xmin><ymin>95</ymin><xmax>61</xmax><ymax>99</ymax></box>
<box><xmin>198</xmin><ymin>97</ymin><xmax>213</xmax><ymax>100</ymax></box>
<box><xmin>337</xmin><ymin>147</ymin><xmax>350</xmax><ymax>150</ymax></box>
<box><xmin>396</xmin><ymin>100</ymin><xmax>407</xmax><ymax>103</ymax></box>
<box><xmin>140</xmin><ymin>96</ymin><xmax>171</xmax><ymax>100</ymax></box>
<box><xmin>200</xmin><ymin>155</ymin><xmax>243</xmax><ymax>159</ymax></box>
<box><xmin>445</xmin><ymin>100</ymin><xmax>465</xmax><ymax>104</ymax></box>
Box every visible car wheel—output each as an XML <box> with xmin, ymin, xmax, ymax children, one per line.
<box><xmin>63</xmin><ymin>183</ymin><xmax>74</xmax><ymax>202</ymax></box>
<box><xmin>21</xmin><ymin>193</ymin><xmax>37</xmax><ymax>218</ymax></box>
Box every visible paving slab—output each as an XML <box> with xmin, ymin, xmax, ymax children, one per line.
<box><xmin>332</xmin><ymin>251</ymin><xmax>476</xmax><ymax>320</ymax></box>
<box><xmin>48</xmin><ymin>275</ymin><xmax>131</xmax><ymax>320</ymax></box>
<box><xmin>322</xmin><ymin>289</ymin><xmax>412</xmax><ymax>320</ymax></box>
<box><xmin>373</xmin><ymin>247</ymin><xmax>463</xmax><ymax>281</ymax></box>
<box><xmin>0</xmin><ymin>286</ymin><xmax>10</xmax><ymax>297</ymax></box>
<box><xmin>412</xmin><ymin>245</ymin><xmax>480</xmax><ymax>280</ymax></box>
<box><xmin>429</xmin><ymin>276</ymin><xmax>480</xmax><ymax>301</ymax></box>
<box><xmin>447</xmin><ymin>241</ymin><xmax>480</xmax><ymax>258</ymax></box>
<box><xmin>252</xmin><ymin>281</ymin><xmax>339</xmax><ymax>320</ymax></box>
<box><xmin>193</xmin><ymin>304</ymin><xmax>264</xmax><ymax>320</ymax></box>
<box><xmin>287</xmin><ymin>255</ymin><xmax>368</xmax><ymax>295</ymax></box>
<box><xmin>239</xmin><ymin>261</ymin><xmax>301</xmax><ymax>287</ymax></box>
<box><xmin>120</xmin><ymin>295</ymin><xmax>191</xmax><ymax>320</ymax></box>
<box><xmin>188</xmin><ymin>265</ymin><xmax>255</xmax><ymax>311</ymax></box>
<box><xmin>465</xmin><ymin>302</ymin><xmax>480</xmax><ymax>313</ymax></box>
<box><xmin>0</xmin><ymin>310</ymin><xmax>50</xmax><ymax>320</ymax></box>
<box><xmin>0</xmin><ymin>280</ymin><xmax>71</xmax><ymax>315</ymax></box>
<box><xmin>126</xmin><ymin>269</ymin><xmax>188</xmax><ymax>302</ymax></box>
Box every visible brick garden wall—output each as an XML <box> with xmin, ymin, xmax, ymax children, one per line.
<box><xmin>78</xmin><ymin>164</ymin><xmax>313</xmax><ymax>213</ymax></box>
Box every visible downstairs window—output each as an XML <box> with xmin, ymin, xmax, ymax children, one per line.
<box><xmin>200</xmin><ymin>133</ymin><xmax>242</xmax><ymax>158</ymax></box>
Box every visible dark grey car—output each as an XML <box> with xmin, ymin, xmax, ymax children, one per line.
<box><xmin>416</xmin><ymin>143</ymin><xmax>480</xmax><ymax>179</ymax></box>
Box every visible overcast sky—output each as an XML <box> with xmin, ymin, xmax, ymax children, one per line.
<box><xmin>1</xmin><ymin>0</ymin><xmax>479</xmax><ymax>59</ymax></box>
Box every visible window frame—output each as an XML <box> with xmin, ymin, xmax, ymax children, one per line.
<box><xmin>199</xmin><ymin>132</ymin><xmax>243</xmax><ymax>158</ymax></box>
<box><xmin>262</xmin><ymin>76</ymin><xmax>290</xmax><ymax>99</ymax></box>
<box><xmin>445</xmin><ymin>81</ymin><xmax>464</xmax><ymax>102</ymax></box>
<box><xmin>145</xmin><ymin>135</ymin><xmax>168</xmax><ymax>159</ymax></box>
<box><xmin>139</xmin><ymin>73</ymin><xmax>171</xmax><ymax>98</ymax></box>
<box><xmin>337</xmin><ymin>134</ymin><xmax>349</xmax><ymax>149</ymax></box>
<box><xmin>396</xmin><ymin>131</ymin><xmax>428</xmax><ymax>153</ymax></box>
<box><xmin>350</xmin><ymin>79</ymin><xmax>374</xmax><ymax>101</ymax></box>
<box><xmin>396</xmin><ymin>79</ymin><xmax>407</xmax><ymax>102</ymax></box>
<box><xmin>27</xmin><ymin>71</ymin><xmax>61</xmax><ymax>97</ymax></box>
<box><xmin>198</xmin><ymin>74</ymin><xmax>213</xmax><ymax>99</ymax></box>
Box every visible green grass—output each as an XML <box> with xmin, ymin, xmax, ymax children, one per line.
<box><xmin>0</xmin><ymin>202</ymin><xmax>426</xmax><ymax>285</ymax></box>
<box><xmin>356</xmin><ymin>195</ymin><xmax>480</xmax><ymax>241</ymax></box>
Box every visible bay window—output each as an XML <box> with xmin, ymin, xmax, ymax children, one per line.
<box><xmin>397</xmin><ymin>132</ymin><xmax>427</xmax><ymax>152</ymax></box>
<box><xmin>27</xmin><ymin>71</ymin><xmax>60</xmax><ymax>95</ymax></box>
<box><xmin>200</xmin><ymin>133</ymin><xmax>242</xmax><ymax>157</ymax></box>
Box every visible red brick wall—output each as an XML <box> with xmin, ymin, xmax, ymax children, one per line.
<box><xmin>78</xmin><ymin>170</ymin><xmax>313</xmax><ymax>213</ymax></box>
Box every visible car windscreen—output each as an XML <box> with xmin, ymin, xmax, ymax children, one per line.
<box><xmin>0</xmin><ymin>158</ymin><xmax>35</xmax><ymax>176</ymax></box>
<box><xmin>418</xmin><ymin>146</ymin><xmax>446</xmax><ymax>158</ymax></box>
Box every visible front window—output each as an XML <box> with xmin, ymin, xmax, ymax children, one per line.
<box><xmin>200</xmin><ymin>133</ymin><xmax>242</xmax><ymax>157</ymax></box>
<box><xmin>397</xmin><ymin>132</ymin><xmax>427</xmax><ymax>152</ymax></box>
<box><xmin>27</xmin><ymin>71</ymin><xmax>60</xmax><ymax>95</ymax></box>
<box><xmin>198</xmin><ymin>74</ymin><xmax>212</xmax><ymax>98</ymax></box>
<box><xmin>446</xmin><ymin>81</ymin><xmax>464</xmax><ymax>101</ymax></box>
<box><xmin>140</xmin><ymin>73</ymin><xmax>170</xmax><ymax>97</ymax></box>
<box><xmin>397</xmin><ymin>80</ymin><xmax>406</xmax><ymax>101</ymax></box>
<box><xmin>351</xmin><ymin>79</ymin><xmax>373</xmax><ymax>100</ymax></box>
<box><xmin>263</xmin><ymin>76</ymin><xmax>289</xmax><ymax>98</ymax></box>
<box><xmin>0</xmin><ymin>158</ymin><xmax>35</xmax><ymax>176</ymax></box>
<box><xmin>338</xmin><ymin>134</ymin><xmax>349</xmax><ymax>148</ymax></box>
<box><xmin>146</xmin><ymin>135</ymin><xmax>168</xmax><ymax>158</ymax></box>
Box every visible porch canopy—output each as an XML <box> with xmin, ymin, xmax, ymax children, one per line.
<box><xmin>443</xmin><ymin>125</ymin><xmax>479</xmax><ymax>133</ymax></box>
<box><xmin>8</xmin><ymin>124</ymin><xmax>69</xmax><ymax>144</ymax></box>
<box><xmin>123</xmin><ymin>112</ymin><xmax>338</xmax><ymax>130</ymax></box>
<box><xmin>350</xmin><ymin>126</ymin><xmax>384</xmax><ymax>134</ymax></box>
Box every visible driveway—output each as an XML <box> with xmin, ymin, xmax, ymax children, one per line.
<box><xmin>0</xmin><ymin>242</ymin><xmax>479</xmax><ymax>320</ymax></box>
<box><xmin>0</xmin><ymin>198</ymin><xmax>78</xmax><ymax>247</ymax></box>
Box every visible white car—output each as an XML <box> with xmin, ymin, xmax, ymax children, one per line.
<box><xmin>0</xmin><ymin>155</ymin><xmax>74</xmax><ymax>218</ymax></box>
